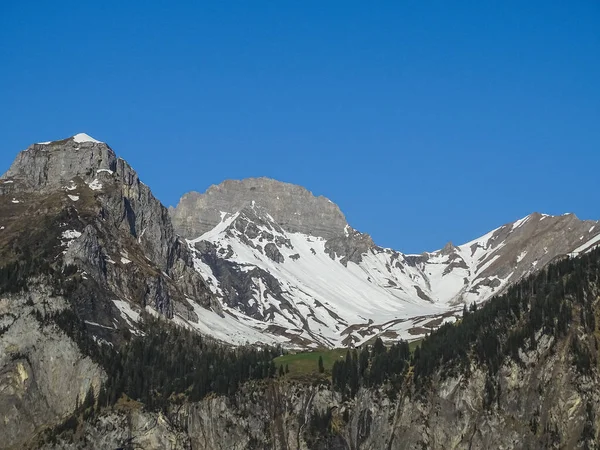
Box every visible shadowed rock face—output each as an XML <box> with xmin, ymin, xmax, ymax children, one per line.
<box><xmin>170</xmin><ymin>178</ymin><xmax>349</xmax><ymax>240</ymax></box>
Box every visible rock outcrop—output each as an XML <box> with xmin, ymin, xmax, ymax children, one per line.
<box><xmin>170</xmin><ymin>178</ymin><xmax>349</xmax><ymax>240</ymax></box>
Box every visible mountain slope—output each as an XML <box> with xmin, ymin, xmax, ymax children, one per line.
<box><xmin>3</xmin><ymin>133</ymin><xmax>599</xmax><ymax>350</ymax></box>
<box><xmin>173</xmin><ymin>180</ymin><xmax>600</xmax><ymax>347</ymax></box>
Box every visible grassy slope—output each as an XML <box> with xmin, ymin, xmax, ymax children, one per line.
<box><xmin>274</xmin><ymin>339</ymin><xmax>423</xmax><ymax>378</ymax></box>
<box><xmin>274</xmin><ymin>348</ymin><xmax>348</xmax><ymax>376</ymax></box>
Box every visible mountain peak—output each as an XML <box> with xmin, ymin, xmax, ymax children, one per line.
<box><xmin>36</xmin><ymin>132</ymin><xmax>104</xmax><ymax>146</ymax></box>
<box><xmin>3</xmin><ymin>134</ymin><xmax>118</xmax><ymax>193</ymax></box>
<box><xmin>171</xmin><ymin>177</ymin><xmax>349</xmax><ymax>240</ymax></box>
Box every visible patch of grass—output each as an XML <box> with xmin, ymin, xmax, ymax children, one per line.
<box><xmin>275</xmin><ymin>340</ymin><xmax>423</xmax><ymax>378</ymax></box>
<box><xmin>409</xmin><ymin>338</ymin><xmax>423</xmax><ymax>353</ymax></box>
<box><xmin>274</xmin><ymin>348</ymin><xmax>348</xmax><ymax>377</ymax></box>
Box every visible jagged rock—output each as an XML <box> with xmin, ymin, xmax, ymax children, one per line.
<box><xmin>264</xmin><ymin>243</ymin><xmax>284</xmax><ymax>263</ymax></box>
<box><xmin>324</xmin><ymin>228</ymin><xmax>375</xmax><ymax>266</ymax></box>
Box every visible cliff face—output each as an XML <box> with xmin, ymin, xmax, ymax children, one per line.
<box><xmin>36</xmin><ymin>327</ymin><xmax>597</xmax><ymax>450</ymax></box>
<box><xmin>170</xmin><ymin>177</ymin><xmax>349</xmax><ymax>240</ymax></box>
<box><xmin>2</xmin><ymin>135</ymin><xmax>177</xmax><ymax>271</ymax></box>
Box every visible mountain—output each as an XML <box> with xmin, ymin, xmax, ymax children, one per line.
<box><xmin>2</xmin><ymin>133</ymin><xmax>600</xmax><ymax>449</ymax></box>
<box><xmin>171</xmin><ymin>178</ymin><xmax>600</xmax><ymax>347</ymax></box>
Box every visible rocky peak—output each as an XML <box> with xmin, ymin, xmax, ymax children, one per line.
<box><xmin>2</xmin><ymin>133</ymin><xmax>118</xmax><ymax>192</ymax></box>
<box><xmin>2</xmin><ymin>134</ymin><xmax>184</xmax><ymax>273</ymax></box>
<box><xmin>170</xmin><ymin>177</ymin><xmax>349</xmax><ymax>240</ymax></box>
<box><xmin>439</xmin><ymin>241</ymin><xmax>458</xmax><ymax>256</ymax></box>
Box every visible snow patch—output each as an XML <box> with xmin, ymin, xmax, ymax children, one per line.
<box><xmin>512</xmin><ymin>215</ymin><xmax>530</xmax><ymax>230</ymax></box>
<box><xmin>11</xmin><ymin>199</ymin><xmax>19</xmax><ymax>204</ymax></box>
<box><xmin>85</xmin><ymin>320</ymin><xmax>114</xmax><ymax>330</ymax></box>
<box><xmin>97</xmin><ymin>169</ymin><xmax>114</xmax><ymax>175</ymax></box>
<box><xmin>173</xmin><ymin>298</ymin><xmax>285</xmax><ymax>346</ymax></box>
<box><xmin>571</xmin><ymin>234</ymin><xmax>600</xmax><ymax>255</ymax></box>
<box><xmin>87</xmin><ymin>179</ymin><xmax>103</xmax><ymax>191</ymax></box>
<box><xmin>61</xmin><ymin>230</ymin><xmax>82</xmax><ymax>248</ymax></box>
<box><xmin>113</xmin><ymin>300</ymin><xmax>141</xmax><ymax>329</ymax></box>
<box><xmin>62</xmin><ymin>230</ymin><xmax>82</xmax><ymax>240</ymax></box>
<box><xmin>68</xmin><ymin>195</ymin><xmax>79</xmax><ymax>201</ymax></box>
<box><xmin>73</xmin><ymin>133</ymin><xmax>102</xmax><ymax>144</ymax></box>
<box><xmin>120</xmin><ymin>257</ymin><xmax>131</xmax><ymax>264</ymax></box>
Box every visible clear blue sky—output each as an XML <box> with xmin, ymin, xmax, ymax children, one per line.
<box><xmin>1</xmin><ymin>1</ymin><xmax>598</xmax><ymax>253</ymax></box>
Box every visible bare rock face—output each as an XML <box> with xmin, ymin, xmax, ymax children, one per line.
<box><xmin>38</xmin><ymin>327</ymin><xmax>600</xmax><ymax>450</ymax></box>
<box><xmin>0</xmin><ymin>289</ymin><xmax>105</xmax><ymax>450</ymax></box>
<box><xmin>170</xmin><ymin>178</ymin><xmax>349</xmax><ymax>240</ymax></box>
<box><xmin>2</xmin><ymin>135</ymin><xmax>175</xmax><ymax>271</ymax></box>
<box><xmin>1</xmin><ymin>134</ymin><xmax>215</xmax><ymax>312</ymax></box>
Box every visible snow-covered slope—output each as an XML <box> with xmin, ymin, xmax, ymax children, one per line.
<box><xmin>183</xmin><ymin>199</ymin><xmax>600</xmax><ymax>347</ymax></box>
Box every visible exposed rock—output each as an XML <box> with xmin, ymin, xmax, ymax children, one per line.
<box><xmin>264</xmin><ymin>243</ymin><xmax>285</xmax><ymax>263</ymax></box>
<box><xmin>37</xmin><ymin>327</ymin><xmax>600</xmax><ymax>449</ymax></box>
<box><xmin>170</xmin><ymin>178</ymin><xmax>349</xmax><ymax>240</ymax></box>
<box><xmin>0</xmin><ymin>288</ymin><xmax>105</xmax><ymax>450</ymax></box>
<box><xmin>324</xmin><ymin>228</ymin><xmax>375</xmax><ymax>266</ymax></box>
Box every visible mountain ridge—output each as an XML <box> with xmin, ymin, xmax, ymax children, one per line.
<box><xmin>2</xmin><ymin>133</ymin><xmax>600</xmax><ymax>449</ymax></box>
<box><xmin>3</xmin><ymin>133</ymin><xmax>600</xmax><ymax>349</ymax></box>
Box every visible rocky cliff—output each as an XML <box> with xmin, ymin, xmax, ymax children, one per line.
<box><xmin>32</xmin><ymin>280</ymin><xmax>600</xmax><ymax>450</ymax></box>
<box><xmin>170</xmin><ymin>177</ymin><xmax>349</xmax><ymax>240</ymax></box>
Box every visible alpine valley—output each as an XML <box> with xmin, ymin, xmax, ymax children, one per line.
<box><xmin>2</xmin><ymin>134</ymin><xmax>600</xmax><ymax>449</ymax></box>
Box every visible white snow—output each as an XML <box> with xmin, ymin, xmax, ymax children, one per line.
<box><xmin>11</xmin><ymin>199</ymin><xmax>19</xmax><ymax>204</ymax></box>
<box><xmin>3</xmin><ymin>180</ymin><xmax>13</xmax><ymax>184</ymax></box>
<box><xmin>85</xmin><ymin>320</ymin><xmax>114</xmax><ymax>330</ymax></box>
<box><xmin>512</xmin><ymin>215</ymin><xmax>530</xmax><ymax>230</ymax></box>
<box><xmin>172</xmin><ymin>298</ymin><xmax>286</xmax><ymax>346</ymax></box>
<box><xmin>87</xmin><ymin>179</ymin><xmax>103</xmax><ymax>191</ymax></box>
<box><xmin>36</xmin><ymin>141</ymin><xmax>51</xmax><ymax>145</ymax></box>
<box><xmin>61</xmin><ymin>230</ymin><xmax>82</xmax><ymax>248</ymax></box>
<box><xmin>72</xmin><ymin>133</ymin><xmax>102</xmax><ymax>144</ymax></box>
<box><xmin>97</xmin><ymin>169</ymin><xmax>114</xmax><ymax>175</ymax></box>
<box><xmin>182</xmin><ymin>211</ymin><xmax>565</xmax><ymax>347</ymax></box>
<box><xmin>113</xmin><ymin>300</ymin><xmax>141</xmax><ymax>329</ymax></box>
<box><xmin>68</xmin><ymin>195</ymin><xmax>79</xmax><ymax>201</ymax></box>
<box><xmin>62</xmin><ymin>230</ymin><xmax>82</xmax><ymax>240</ymax></box>
<box><xmin>590</xmin><ymin>226</ymin><xmax>595</xmax><ymax>233</ymax></box>
<box><xmin>120</xmin><ymin>257</ymin><xmax>131</xmax><ymax>264</ymax></box>
<box><xmin>571</xmin><ymin>234</ymin><xmax>600</xmax><ymax>255</ymax></box>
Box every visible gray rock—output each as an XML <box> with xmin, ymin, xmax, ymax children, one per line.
<box><xmin>0</xmin><ymin>288</ymin><xmax>105</xmax><ymax>450</ymax></box>
<box><xmin>170</xmin><ymin>178</ymin><xmax>349</xmax><ymax>240</ymax></box>
<box><xmin>264</xmin><ymin>243</ymin><xmax>285</xmax><ymax>263</ymax></box>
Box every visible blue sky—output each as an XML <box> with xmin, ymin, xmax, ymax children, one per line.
<box><xmin>1</xmin><ymin>1</ymin><xmax>598</xmax><ymax>253</ymax></box>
